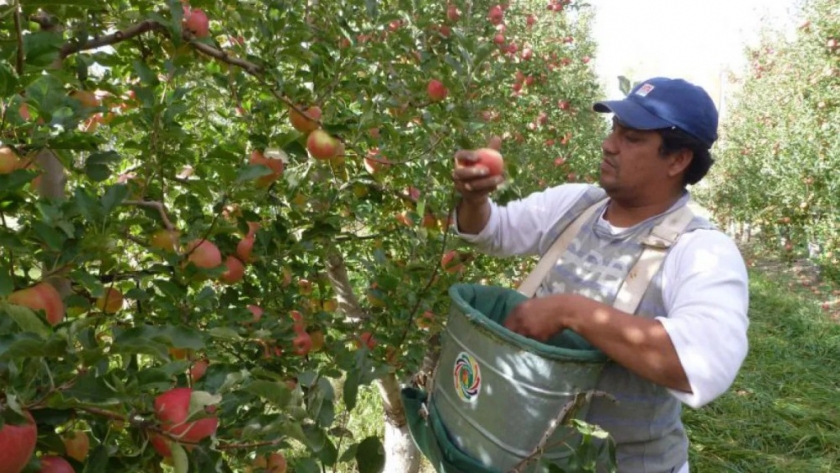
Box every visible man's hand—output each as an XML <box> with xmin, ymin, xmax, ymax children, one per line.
<box><xmin>452</xmin><ymin>149</ymin><xmax>505</xmax><ymax>204</ymax></box>
<box><xmin>503</xmin><ymin>294</ymin><xmax>575</xmax><ymax>342</ymax></box>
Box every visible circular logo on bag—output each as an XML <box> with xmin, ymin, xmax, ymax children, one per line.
<box><xmin>453</xmin><ymin>352</ymin><xmax>481</xmax><ymax>402</ymax></box>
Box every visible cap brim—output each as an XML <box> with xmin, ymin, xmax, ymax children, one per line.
<box><xmin>593</xmin><ymin>99</ymin><xmax>674</xmax><ymax>130</ymax></box>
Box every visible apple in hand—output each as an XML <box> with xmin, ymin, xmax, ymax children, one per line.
<box><xmin>456</xmin><ymin>148</ymin><xmax>504</xmax><ymax>177</ymax></box>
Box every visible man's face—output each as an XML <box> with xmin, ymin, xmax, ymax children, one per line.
<box><xmin>598</xmin><ymin>118</ymin><xmax>670</xmax><ymax>200</ymax></box>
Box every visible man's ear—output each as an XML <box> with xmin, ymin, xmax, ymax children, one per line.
<box><xmin>667</xmin><ymin>148</ymin><xmax>693</xmax><ymax>178</ymax></box>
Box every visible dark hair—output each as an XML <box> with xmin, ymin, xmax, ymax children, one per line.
<box><xmin>657</xmin><ymin>128</ymin><xmax>715</xmax><ymax>186</ymax></box>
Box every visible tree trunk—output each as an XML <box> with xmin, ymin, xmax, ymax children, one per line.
<box><xmin>377</xmin><ymin>373</ymin><xmax>421</xmax><ymax>473</ymax></box>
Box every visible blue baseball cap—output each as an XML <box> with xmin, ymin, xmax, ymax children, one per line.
<box><xmin>593</xmin><ymin>77</ymin><xmax>719</xmax><ymax>149</ymax></box>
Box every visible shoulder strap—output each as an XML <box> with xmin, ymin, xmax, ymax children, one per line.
<box><xmin>611</xmin><ymin>204</ymin><xmax>696</xmax><ymax>314</ymax></box>
<box><xmin>517</xmin><ymin>198</ymin><xmax>608</xmax><ymax>297</ymax></box>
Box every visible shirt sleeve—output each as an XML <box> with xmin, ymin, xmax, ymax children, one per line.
<box><xmin>453</xmin><ymin>184</ymin><xmax>591</xmax><ymax>257</ymax></box>
<box><xmin>657</xmin><ymin>229</ymin><xmax>750</xmax><ymax>409</ymax></box>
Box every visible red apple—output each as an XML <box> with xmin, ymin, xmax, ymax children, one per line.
<box><xmin>427</xmin><ymin>79</ymin><xmax>448</xmax><ymax>102</ymax></box>
<box><xmin>189</xmin><ymin>359</ymin><xmax>209</xmax><ymax>382</ymax></box>
<box><xmin>0</xmin><ymin>409</ymin><xmax>37</xmax><ymax>473</ymax></box>
<box><xmin>219</xmin><ymin>256</ymin><xmax>245</xmax><ymax>284</ymax></box>
<box><xmin>37</xmin><ymin>456</ymin><xmax>74</xmax><ymax>473</ymax></box>
<box><xmin>306</xmin><ymin>130</ymin><xmax>339</xmax><ymax>160</ymax></box>
<box><xmin>488</xmin><ymin>5</ymin><xmax>504</xmax><ymax>24</ymax></box>
<box><xmin>289</xmin><ymin>105</ymin><xmax>321</xmax><ymax>133</ymax></box>
<box><xmin>494</xmin><ymin>33</ymin><xmax>505</xmax><ymax>45</ymax></box>
<box><xmin>150</xmin><ymin>434</ymin><xmax>172</xmax><ymax>457</ymax></box>
<box><xmin>526</xmin><ymin>14</ymin><xmax>536</xmax><ymax>27</ymax></box>
<box><xmin>182</xmin><ymin>7</ymin><xmax>210</xmax><ymax>38</ymax></box>
<box><xmin>247</xmin><ymin>305</ymin><xmax>263</xmax><ymax>323</ymax></box>
<box><xmin>236</xmin><ymin>235</ymin><xmax>255</xmax><ymax>262</ymax></box>
<box><xmin>249</xmin><ymin>150</ymin><xmax>284</xmax><ymax>187</ymax></box>
<box><xmin>95</xmin><ymin>287</ymin><xmax>124</xmax><ymax>314</ymax></box>
<box><xmin>440</xmin><ymin>250</ymin><xmax>465</xmax><ymax>273</ymax></box>
<box><xmin>357</xmin><ymin>331</ymin><xmax>377</xmax><ymax>350</ymax></box>
<box><xmin>186</xmin><ymin>239</ymin><xmax>222</xmax><ymax>269</ymax></box>
<box><xmin>9</xmin><ymin>282</ymin><xmax>65</xmax><ymax>326</ymax></box>
<box><xmin>63</xmin><ymin>430</ymin><xmax>90</xmax><ymax>462</ymax></box>
<box><xmin>266</xmin><ymin>453</ymin><xmax>288</xmax><ymax>473</ymax></box>
<box><xmin>446</xmin><ymin>4</ymin><xmax>460</xmax><ymax>22</ymax></box>
<box><xmin>154</xmin><ymin>388</ymin><xmax>218</xmax><ymax>445</ymax></box>
<box><xmin>293</xmin><ymin>330</ymin><xmax>312</xmax><ymax>356</ymax></box>
<box><xmin>456</xmin><ymin>148</ymin><xmax>504</xmax><ymax>177</ymax></box>
<box><xmin>0</xmin><ymin>146</ymin><xmax>21</xmax><ymax>174</ymax></box>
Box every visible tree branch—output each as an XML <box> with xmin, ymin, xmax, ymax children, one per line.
<box><xmin>376</xmin><ymin>372</ymin><xmax>408</xmax><ymax>427</ymax></box>
<box><xmin>122</xmin><ymin>200</ymin><xmax>174</xmax><ymax>231</ymax></box>
<box><xmin>324</xmin><ymin>248</ymin><xmax>367</xmax><ymax>322</ymax></box>
<box><xmin>59</xmin><ymin>20</ymin><xmax>166</xmax><ymax>59</ymax></box>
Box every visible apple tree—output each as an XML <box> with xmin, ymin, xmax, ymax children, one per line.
<box><xmin>698</xmin><ymin>0</ymin><xmax>839</xmax><ymax>280</ymax></box>
<box><xmin>0</xmin><ymin>0</ymin><xmax>608</xmax><ymax>472</ymax></box>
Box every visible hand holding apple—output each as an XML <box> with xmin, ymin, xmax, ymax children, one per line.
<box><xmin>452</xmin><ymin>146</ymin><xmax>505</xmax><ymax>204</ymax></box>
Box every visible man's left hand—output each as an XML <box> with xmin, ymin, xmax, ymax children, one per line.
<box><xmin>503</xmin><ymin>294</ymin><xmax>583</xmax><ymax>342</ymax></box>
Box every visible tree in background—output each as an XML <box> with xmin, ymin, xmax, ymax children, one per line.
<box><xmin>698</xmin><ymin>0</ymin><xmax>839</xmax><ymax>281</ymax></box>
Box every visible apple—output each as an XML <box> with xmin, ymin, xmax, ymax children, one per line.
<box><xmin>95</xmin><ymin>287</ymin><xmax>124</xmax><ymax>314</ymax></box>
<box><xmin>182</xmin><ymin>7</ymin><xmax>210</xmax><ymax>38</ymax></box>
<box><xmin>494</xmin><ymin>33</ymin><xmax>505</xmax><ymax>45</ymax></box>
<box><xmin>37</xmin><ymin>456</ymin><xmax>74</xmax><ymax>473</ymax></box>
<box><xmin>440</xmin><ymin>250</ymin><xmax>464</xmax><ymax>273</ymax></box>
<box><xmin>150</xmin><ymin>434</ymin><xmax>172</xmax><ymax>457</ymax></box>
<box><xmin>189</xmin><ymin>359</ymin><xmax>209</xmax><ymax>382</ymax></box>
<box><xmin>526</xmin><ymin>14</ymin><xmax>536</xmax><ymax>26</ymax></box>
<box><xmin>63</xmin><ymin>430</ymin><xmax>90</xmax><ymax>462</ymax></box>
<box><xmin>488</xmin><ymin>5</ymin><xmax>504</xmax><ymax>24</ymax></box>
<box><xmin>396</xmin><ymin>211</ymin><xmax>414</xmax><ymax>227</ymax></box>
<box><xmin>309</xmin><ymin>330</ymin><xmax>325</xmax><ymax>352</ymax></box>
<box><xmin>289</xmin><ymin>105</ymin><xmax>321</xmax><ymax>133</ymax></box>
<box><xmin>293</xmin><ymin>330</ymin><xmax>312</xmax><ymax>356</ymax></box>
<box><xmin>446</xmin><ymin>4</ymin><xmax>460</xmax><ymax>22</ymax></box>
<box><xmin>427</xmin><ymin>79</ymin><xmax>448</xmax><ymax>102</ymax></box>
<box><xmin>0</xmin><ymin>146</ymin><xmax>21</xmax><ymax>174</ymax></box>
<box><xmin>417</xmin><ymin>311</ymin><xmax>435</xmax><ymax>330</ymax></box>
<box><xmin>306</xmin><ymin>130</ymin><xmax>339</xmax><ymax>160</ymax></box>
<box><xmin>249</xmin><ymin>150</ymin><xmax>284</xmax><ymax>187</ymax></box>
<box><xmin>185</xmin><ymin>239</ymin><xmax>222</xmax><ymax>269</ymax></box>
<box><xmin>154</xmin><ymin>388</ymin><xmax>218</xmax><ymax>445</ymax></box>
<box><xmin>70</xmin><ymin>90</ymin><xmax>99</xmax><ymax>108</ymax></box>
<box><xmin>266</xmin><ymin>453</ymin><xmax>287</xmax><ymax>473</ymax></box>
<box><xmin>357</xmin><ymin>332</ymin><xmax>377</xmax><ymax>350</ymax></box>
<box><xmin>169</xmin><ymin>347</ymin><xmax>190</xmax><ymax>360</ymax></box>
<box><xmin>220</xmin><ymin>256</ymin><xmax>245</xmax><ymax>284</ymax></box>
<box><xmin>0</xmin><ymin>409</ymin><xmax>37</xmax><ymax>473</ymax></box>
<box><xmin>150</xmin><ymin>229</ymin><xmax>180</xmax><ymax>252</ymax></box>
<box><xmin>456</xmin><ymin>148</ymin><xmax>504</xmax><ymax>177</ymax></box>
<box><xmin>488</xmin><ymin>135</ymin><xmax>503</xmax><ymax>151</ymax></box>
<box><xmin>247</xmin><ymin>305</ymin><xmax>263</xmax><ymax>323</ymax></box>
<box><xmin>9</xmin><ymin>282</ymin><xmax>65</xmax><ymax>326</ymax></box>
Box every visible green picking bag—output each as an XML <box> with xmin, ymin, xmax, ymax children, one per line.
<box><xmin>404</xmin><ymin>284</ymin><xmax>608</xmax><ymax>472</ymax></box>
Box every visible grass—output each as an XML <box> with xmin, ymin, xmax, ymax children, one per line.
<box><xmin>683</xmin><ymin>269</ymin><xmax>840</xmax><ymax>472</ymax></box>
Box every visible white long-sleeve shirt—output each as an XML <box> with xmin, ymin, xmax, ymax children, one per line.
<box><xmin>455</xmin><ymin>184</ymin><xmax>750</xmax><ymax>410</ymax></box>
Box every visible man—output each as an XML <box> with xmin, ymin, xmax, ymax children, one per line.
<box><xmin>451</xmin><ymin>77</ymin><xmax>749</xmax><ymax>473</ymax></box>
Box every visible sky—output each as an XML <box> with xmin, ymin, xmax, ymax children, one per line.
<box><xmin>587</xmin><ymin>0</ymin><xmax>802</xmax><ymax>117</ymax></box>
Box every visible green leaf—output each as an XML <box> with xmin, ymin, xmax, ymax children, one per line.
<box><xmin>83</xmin><ymin>445</ymin><xmax>110</xmax><ymax>473</ymax></box>
<box><xmin>356</xmin><ymin>436</ymin><xmax>385</xmax><ymax>473</ymax></box>
<box><xmin>0</xmin><ymin>62</ymin><xmax>18</xmax><ymax>96</ymax></box>
<box><xmin>1</xmin><ymin>303</ymin><xmax>50</xmax><ymax>338</ymax></box>
<box><xmin>207</xmin><ymin>327</ymin><xmax>242</xmax><ymax>340</ymax></box>
<box><xmin>112</xmin><ymin>325</ymin><xmax>204</xmax><ymax>360</ymax></box>
<box><xmin>343</xmin><ymin>371</ymin><xmax>359</xmax><ymax>412</ymax></box>
<box><xmin>61</xmin><ymin>372</ymin><xmax>119</xmax><ymax>403</ymax></box>
<box><xmin>101</xmin><ymin>185</ymin><xmax>129</xmax><ymax>214</ymax></box>
<box><xmin>73</xmin><ymin>188</ymin><xmax>103</xmax><ymax>223</ymax></box>
<box><xmin>31</xmin><ymin>221</ymin><xmax>66</xmax><ymax>251</ymax></box>
<box><xmin>0</xmin><ymin>333</ymin><xmax>65</xmax><ymax>359</ymax></box>
<box><xmin>22</xmin><ymin>31</ymin><xmax>63</xmax><ymax>68</ymax></box>
<box><xmin>243</xmin><ymin>380</ymin><xmax>292</xmax><ymax>409</ymax></box>
<box><xmin>171</xmin><ymin>441</ymin><xmax>190</xmax><ymax>473</ymax></box>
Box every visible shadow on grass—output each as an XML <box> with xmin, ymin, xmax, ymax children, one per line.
<box><xmin>684</xmin><ymin>270</ymin><xmax>840</xmax><ymax>472</ymax></box>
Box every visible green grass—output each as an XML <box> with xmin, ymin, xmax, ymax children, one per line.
<box><xmin>684</xmin><ymin>269</ymin><xmax>840</xmax><ymax>472</ymax></box>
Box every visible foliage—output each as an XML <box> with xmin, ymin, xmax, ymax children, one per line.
<box><xmin>0</xmin><ymin>0</ymin><xmax>608</xmax><ymax>472</ymax></box>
